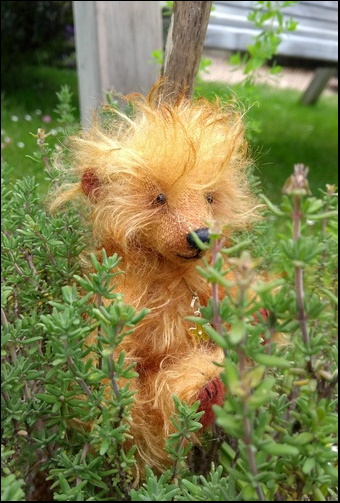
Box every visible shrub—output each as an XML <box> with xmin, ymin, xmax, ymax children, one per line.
<box><xmin>1</xmin><ymin>88</ymin><xmax>338</xmax><ymax>501</ymax></box>
<box><xmin>1</xmin><ymin>1</ymin><xmax>74</xmax><ymax>73</ymax></box>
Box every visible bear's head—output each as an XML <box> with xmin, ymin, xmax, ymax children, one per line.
<box><xmin>53</xmin><ymin>91</ymin><xmax>258</xmax><ymax>265</ymax></box>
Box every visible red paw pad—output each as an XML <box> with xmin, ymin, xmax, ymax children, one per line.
<box><xmin>252</xmin><ymin>308</ymin><xmax>270</xmax><ymax>325</ymax></box>
<box><xmin>197</xmin><ymin>377</ymin><xmax>225</xmax><ymax>428</ymax></box>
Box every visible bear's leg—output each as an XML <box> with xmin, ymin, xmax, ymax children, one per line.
<box><xmin>128</xmin><ymin>346</ymin><xmax>225</xmax><ymax>474</ymax></box>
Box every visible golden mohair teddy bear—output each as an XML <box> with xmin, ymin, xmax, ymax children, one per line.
<box><xmin>51</xmin><ymin>82</ymin><xmax>258</xmax><ymax>475</ymax></box>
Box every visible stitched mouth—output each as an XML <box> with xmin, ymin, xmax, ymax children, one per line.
<box><xmin>177</xmin><ymin>251</ymin><xmax>202</xmax><ymax>260</ymax></box>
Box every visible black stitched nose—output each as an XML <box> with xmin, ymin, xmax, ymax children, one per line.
<box><xmin>186</xmin><ymin>228</ymin><xmax>210</xmax><ymax>249</ymax></box>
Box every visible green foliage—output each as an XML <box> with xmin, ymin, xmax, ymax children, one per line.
<box><xmin>131</xmin><ymin>464</ymin><xmax>240</xmax><ymax>501</ymax></box>
<box><xmin>230</xmin><ymin>1</ymin><xmax>299</xmax><ymax>81</ymax></box>
<box><xmin>1</xmin><ymin>90</ymin><xmax>146</xmax><ymax>500</ymax></box>
<box><xmin>1</xmin><ymin>446</ymin><xmax>25</xmax><ymax>502</ymax></box>
<box><xmin>1</xmin><ymin>175</ymin><xmax>146</xmax><ymax>498</ymax></box>
<box><xmin>198</xmin><ymin>165</ymin><xmax>338</xmax><ymax>501</ymax></box>
<box><xmin>1</xmin><ymin>66</ymin><xmax>79</xmax><ymax>191</ymax></box>
<box><xmin>1</xmin><ymin>0</ymin><xmax>74</xmax><ymax>72</ymax></box>
<box><xmin>54</xmin><ymin>85</ymin><xmax>77</xmax><ymax>126</ymax></box>
<box><xmin>1</xmin><ymin>88</ymin><xmax>338</xmax><ymax>501</ymax></box>
<box><xmin>162</xmin><ymin>1</ymin><xmax>174</xmax><ymax>18</ymax></box>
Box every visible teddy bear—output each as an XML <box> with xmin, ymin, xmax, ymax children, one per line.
<box><xmin>51</xmin><ymin>81</ymin><xmax>258</xmax><ymax>475</ymax></box>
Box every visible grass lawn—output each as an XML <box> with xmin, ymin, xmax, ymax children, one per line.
<box><xmin>196</xmin><ymin>81</ymin><xmax>338</xmax><ymax>201</ymax></box>
<box><xmin>1</xmin><ymin>65</ymin><xmax>79</xmax><ymax>191</ymax></box>
<box><xmin>2</xmin><ymin>65</ymin><xmax>338</xmax><ymax>201</ymax></box>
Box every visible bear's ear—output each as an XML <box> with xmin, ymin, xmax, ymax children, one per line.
<box><xmin>81</xmin><ymin>170</ymin><xmax>100</xmax><ymax>201</ymax></box>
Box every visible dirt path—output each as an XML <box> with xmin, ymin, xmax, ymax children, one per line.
<box><xmin>201</xmin><ymin>50</ymin><xmax>338</xmax><ymax>96</ymax></box>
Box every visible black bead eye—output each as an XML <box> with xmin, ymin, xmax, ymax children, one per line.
<box><xmin>206</xmin><ymin>193</ymin><xmax>214</xmax><ymax>204</ymax></box>
<box><xmin>154</xmin><ymin>193</ymin><xmax>167</xmax><ymax>205</ymax></box>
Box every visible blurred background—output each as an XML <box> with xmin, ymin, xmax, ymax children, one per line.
<box><xmin>1</xmin><ymin>1</ymin><xmax>338</xmax><ymax>200</ymax></box>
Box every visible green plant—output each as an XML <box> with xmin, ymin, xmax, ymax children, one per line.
<box><xmin>2</xmin><ymin>87</ymin><xmax>338</xmax><ymax>501</ymax></box>
<box><xmin>162</xmin><ymin>1</ymin><xmax>174</xmax><ymax>17</ymax></box>
<box><xmin>186</xmin><ymin>164</ymin><xmax>338</xmax><ymax>501</ymax></box>
<box><xmin>230</xmin><ymin>1</ymin><xmax>299</xmax><ymax>81</ymax></box>
<box><xmin>131</xmin><ymin>165</ymin><xmax>338</xmax><ymax>501</ymax></box>
<box><xmin>1</xmin><ymin>0</ymin><xmax>74</xmax><ymax>71</ymax></box>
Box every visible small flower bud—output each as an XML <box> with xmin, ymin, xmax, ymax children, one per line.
<box><xmin>282</xmin><ymin>164</ymin><xmax>312</xmax><ymax>196</ymax></box>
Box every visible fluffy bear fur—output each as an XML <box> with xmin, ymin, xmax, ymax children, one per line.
<box><xmin>50</xmin><ymin>82</ymin><xmax>258</xmax><ymax>475</ymax></box>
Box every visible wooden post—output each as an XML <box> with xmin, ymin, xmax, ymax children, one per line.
<box><xmin>72</xmin><ymin>1</ymin><xmax>162</xmax><ymax>124</ymax></box>
<box><xmin>158</xmin><ymin>1</ymin><xmax>212</xmax><ymax>104</ymax></box>
<box><xmin>72</xmin><ymin>1</ymin><xmax>101</xmax><ymax>123</ymax></box>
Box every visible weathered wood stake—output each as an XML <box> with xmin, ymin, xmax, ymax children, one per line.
<box><xmin>158</xmin><ymin>1</ymin><xmax>212</xmax><ymax>103</ymax></box>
